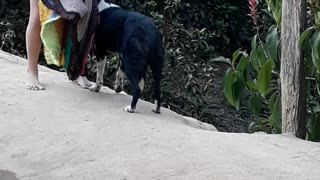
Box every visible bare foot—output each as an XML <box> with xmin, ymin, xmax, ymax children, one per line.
<box><xmin>26</xmin><ymin>71</ymin><xmax>45</xmax><ymax>91</ymax></box>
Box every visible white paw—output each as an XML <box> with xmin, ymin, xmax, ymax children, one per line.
<box><xmin>124</xmin><ymin>105</ymin><xmax>135</xmax><ymax>113</ymax></box>
<box><xmin>89</xmin><ymin>84</ymin><xmax>101</xmax><ymax>92</ymax></box>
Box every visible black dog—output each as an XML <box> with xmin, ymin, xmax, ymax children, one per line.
<box><xmin>90</xmin><ymin>0</ymin><xmax>165</xmax><ymax>113</ymax></box>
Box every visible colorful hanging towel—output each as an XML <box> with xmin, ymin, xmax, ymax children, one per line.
<box><xmin>38</xmin><ymin>0</ymin><xmax>99</xmax><ymax>80</ymax></box>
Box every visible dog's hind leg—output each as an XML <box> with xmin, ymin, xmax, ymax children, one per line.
<box><xmin>124</xmin><ymin>80</ymin><xmax>141</xmax><ymax>113</ymax></box>
<box><xmin>150</xmin><ymin>42</ymin><xmax>164</xmax><ymax>114</ymax></box>
<box><xmin>151</xmin><ymin>65</ymin><xmax>162</xmax><ymax>114</ymax></box>
<box><xmin>90</xmin><ymin>57</ymin><xmax>106</xmax><ymax>92</ymax></box>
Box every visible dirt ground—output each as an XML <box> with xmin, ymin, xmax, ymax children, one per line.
<box><xmin>1</xmin><ymin>51</ymin><xmax>320</xmax><ymax>180</ymax></box>
<box><xmin>85</xmin><ymin>57</ymin><xmax>253</xmax><ymax>133</ymax></box>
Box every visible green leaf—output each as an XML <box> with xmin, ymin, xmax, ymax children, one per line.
<box><xmin>317</xmin><ymin>82</ymin><xmax>320</xmax><ymax>97</ymax></box>
<box><xmin>266</xmin><ymin>0</ymin><xmax>282</xmax><ymax>27</ymax></box>
<box><xmin>248</xmin><ymin>92</ymin><xmax>262</xmax><ymax>117</ymax></box>
<box><xmin>257</xmin><ymin>45</ymin><xmax>268</xmax><ymax>67</ymax></box>
<box><xmin>223</xmin><ymin>68</ymin><xmax>236</xmax><ymax>108</ymax></box>
<box><xmin>265</xmin><ymin>26</ymin><xmax>280</xmax><ymax>67</ymax></box>
<box><xmin>223</xmin><ymin>68</ymin><xmax>246</xmax><ymax>111</ymax></box>
<box><xmin>263</xmin><ymin>87</ymin><xmax>277</xmax><ymax>97</ymax></box>
<box><xmin>299</xmin><ymin>26</ymin><xmax>315</xmax><ymax>48</ymax></box>
<box><xmin>250</xmin><ymin>44</ymin><xmax>268</xmax><ymax>72</ymax></box>
<box><xmin>210</xmin><ymin>56</ymin><xmax>232</xmax><ymax>66</ymax></box>
<box><xmin>233</xmin><ymin>71</ymin><xmax>246</xmax><ymax>110</ymax></box>
<box><xmin>269</xmin><ymin>93</ymin><xmax>281</xmax><ymax>133</ymax></box>
<box><xmin>274</xmin><ymin>95</ymin><xmax>281</xmax><ymax>119</ymax></box>
<box><xmin>251</xmin><ymin>34</ymin><xmax>258</xmax><ymax>50</ymax></box>
<box><xmin>308</xmin><ymin>113</ymin><xmax>320</xmax><ymax>142</ymax></box>
<box><xmin>256</xmin><ymin>60</ymin><xmax>273</xmax><ymax>95</ymax></box>
<box><xmin>236</xmin><ymin>56</ymin><xmax>250</xmax><ymax>71</ymax></box>
<box><xmin>257</xmin><ymin>119</ymin><xmax>272</xmax><ymax>126</ymax></box>
<box><xmin>250</xmin><ymin>48</ymin><xmax>260</xmax><ymax>72</ymax></box>
<box><xmin>311</xmin><ymin>32</ymin><xmax>320</xmax><ymax>74</ymax></box>
<box><xmin>301</xmin><ymin>28</ymin><xmax>314</xmax><ymax>76</ymax></box>
<box><xmin>246</xmin><ymin>80</ymin><xmax>257</xmax><ymax>90</ymax></box>
<box><xmin>269</xmin><ymin>92</ymin><xmax>277</xmax><ymax>112</ymax></box>
<box><xmin>274</xmin><ymin>0</ymin><xmax>282</xmax><ymax>27</ymax></box>
<box><xmin>312</xmin><ymin>106</ymin><xmax>320</xmax><ymax>113</ymax></box>
<box><xmin>236</xmin><ymin>56</ymin><xmax>250</xmax><ymax>82</ymax></box>
<box><xmin>261</xmin><ymin>9</ymin><xmax>274</xmax><ymax>20</ymax></box>
<box><xmin>232</xmin><ymin>48</ymin><xmax>242</xmax><ymax>65</ymax></box>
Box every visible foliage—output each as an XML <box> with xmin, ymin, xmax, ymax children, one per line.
<box><xmin>86</xmin><ymin>0</ymin><xmax>255</xmax><ymax>132</ymax></box>
<box><xmin>299</xmin><ymin>0</ymin><xmax>320</xmax><ymax>142</ymax></box>
<box><xmin>2</xmin><ymin>0</ymin><xmax>255</xmax><ymax>132</ymax></box>
<box><xmin>221</xmin><ymin>0</ymin><xmax>320</xmax><ymax>141</ymax></box>
<box><xmin>217</xmin><ymin>0</ymin><xmax>282</xmax><ymax>133</ymax></box>
<box><xmin>0</xmin><ymin>0</ymin><xmax>28</xmax><ymax>56</ymax></box>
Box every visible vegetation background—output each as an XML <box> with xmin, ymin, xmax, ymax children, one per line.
<box><xmin>1</xmin><ymin>0</ymin><xmax>299</xmax><ymax>135</ymax></box>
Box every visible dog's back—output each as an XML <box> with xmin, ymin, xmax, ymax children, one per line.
<box><xmin>122</xmin><ymin>11</ymin><xmax>164</xmax><ymax>71</ymax></box>
<box><xmin>96</xmin><ymin>8</ymin><xmax>163</xmax><ymax>55</ymax></box>
<box><xmin>96</xmin><ymin>6</ymin><xmax>164</xmax><ymax>71</ymax></box>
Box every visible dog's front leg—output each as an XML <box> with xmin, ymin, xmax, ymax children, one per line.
<box><xmin>90</xmin><ymin>58</ymin><xmax>106</xmax><ymax>92</ymax></box>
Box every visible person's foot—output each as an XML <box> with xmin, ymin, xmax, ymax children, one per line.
<box><xmin>26</xmin><ymin>70</ymin><xmax>45</xmax><ymax>91</ymax></box>
<box><xmin>74</xmin><ymin>76</ymin><xmax>92</xmax><ymax>89</ymax></box>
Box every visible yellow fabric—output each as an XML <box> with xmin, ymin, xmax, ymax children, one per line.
<box><xmin>38</xmin><ymin>0</ymin><xmax>66</xmax><ymax>66</ymax></box>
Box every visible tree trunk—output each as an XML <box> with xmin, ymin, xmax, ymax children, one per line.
<box><xmin>280</xmin><ymin>0</ymin><xmax>306</xmax><ymax>139</ymax></box>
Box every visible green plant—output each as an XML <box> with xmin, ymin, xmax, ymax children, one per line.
<box><xmin>84</xmin><ymin>0</ymin><xmax>256</xmax><ymax>132</ymax></box>
<box><xmin>0</xmin><ymin>1</ymin><xmax>29</xmax><ymax>56</ymax></box>
<box><xmin>215</xmin><ymin>0</ymin><xmax>282</xmax><ymax>133</ymax></box>
<box><xmin>215</xmin><ymin>42</ymin><xmax>281</xmax><ymax>133</ymax></box>
<box><xmin>298</xmin><ymin>0</ymin><xmax>320</xmax><ymax>142</ymax></box>
<box><xmin>220</xmin><ymin>0</ymin><xmax>320</xmax><ymax>140</ymax></box>
<box><xmin>2</xmin><ymin>0</ymin><xmax>256</xmax><ymax>132</ymax></box>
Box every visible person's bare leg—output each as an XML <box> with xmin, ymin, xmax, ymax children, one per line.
<box><xmin>26</xmin><ymin>0</ymin><xmax>45</xmax><ymax>90</ymax></box>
